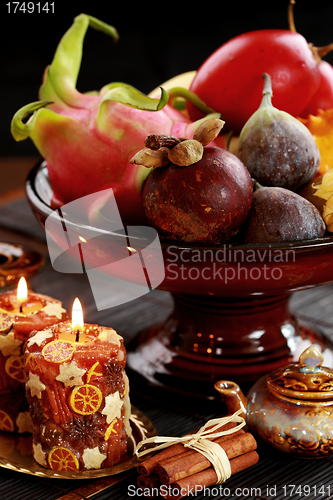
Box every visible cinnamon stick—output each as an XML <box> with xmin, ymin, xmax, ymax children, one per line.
<box><xmin>137</xmin><ymin>474</ymin><xmax>161</xmax><ymax>498</ymax></box>
<box><xmin>161</xmin><ymin>451</ymin><xmax>259</xmax><ymax>500</ymax></box>
<box><xmin>45</xmin><ymin>388</ymin><xmax>61</xmax><ymax>424</ymax></box>
<box><xmin>55</xmin><ymin>383</ymin><xmax>72</xmax><ymax>420</ymax></box>
<box><xmin>137</xmin><ymin>421</ymin><xmax>240</xmax><ymax>476</ymax></box>
<box><xmin>137</xmin><ymin>474</ymin><xmax>161</xmax><ymax>497</ymax></box>
<box><xmin>138</xmin><ymin>474</ymin><xmax>161</xmax><ymax>489</ymax></box>
<box><xmin>155</xmin><ymin>432</ymin><xmax>257</xmax><ymax>485</ymax></box>
<box><xmin>137</xmin><ymin>442</ymin><xmax>188</xmax><ymax>476</ymax></box>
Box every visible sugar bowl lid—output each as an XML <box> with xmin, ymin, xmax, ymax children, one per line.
<box><xmin>267</xmin><ymin>346</ymin><xmax>333</xmax><ymax>400</ymax></box>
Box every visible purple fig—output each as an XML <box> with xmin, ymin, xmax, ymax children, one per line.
<box><xmin>244</xmin><ymin>184</ymin><xmax>326</xmax><ymax>244</ymax></box>
<box><xmin>237</xmin><ymin>73</ymin><xmax>320</xmax><ymax>191</ymax></box>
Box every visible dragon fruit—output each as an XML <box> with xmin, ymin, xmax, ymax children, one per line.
<box><xmin>11</xmin><ymin>14</ymin><xmax>217</xmax><ymax>224</ymax></box>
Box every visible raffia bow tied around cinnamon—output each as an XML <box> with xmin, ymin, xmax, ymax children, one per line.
<box><xmin>135</xmin><ymin>409</ymin><xmax>246</xmax><ymax>484</ymax></box>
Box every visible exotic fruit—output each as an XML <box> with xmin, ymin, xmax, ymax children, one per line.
<box><xmin>186</xmin><ymin>1</ymin><xmax>333</xmax><ymax>134</ymax></box>
<box><xmin>131</xmin><ymin>119</ymin><xmax>253</xmax><ymax>244</ymax></box>
<box><xmin>237</xmin><ymin>73</ymin><xmax>320</xmax><ymax>191</ymax></box>
<box><xmin>300</xmin><ymin>60</ymin><xmax>333</xmax><ymax>118</ymax></box>
<box><xmin>10</xmin><ymin>14</ymin><xmax>198</xmax><ymax>225</ymax></box>
<box><xmin>244</xmin><ymin>183</ymin><xmax>326</xmax><ymax>244</ymax></box>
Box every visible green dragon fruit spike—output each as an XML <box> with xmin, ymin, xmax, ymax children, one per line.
<box><xmin>10</xmin><ymin>12</ymin><xmax>219</xmax><ymax>224</ymax></box>
<box><xmin>40</xmin><ymin>14</ymin><xmax>120</xmax><ymax>106</ymax></box>
<box><xmin>11</xmin><ymin>13</ymin><xmax>169</xmax><ymax>143</ymax></box>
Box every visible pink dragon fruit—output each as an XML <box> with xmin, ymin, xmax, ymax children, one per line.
<box><xmin>11</xmin><ymin>14</ymin><xmax>219</xmax><ymax>224</ymax></box>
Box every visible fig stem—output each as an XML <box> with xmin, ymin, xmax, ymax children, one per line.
<box><xmin>260</xmin><ymin>73</ymin><xmax>273</xmax><ymax>108</ymax></box>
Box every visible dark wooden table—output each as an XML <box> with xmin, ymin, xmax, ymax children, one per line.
<box><xmin>0</xmin><ymin>170</ymin><xmax>332</xmax><ymax>499</ymax></box>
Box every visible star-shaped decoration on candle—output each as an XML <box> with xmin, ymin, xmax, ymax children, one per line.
<box><xmin>16</xmin><ymin>411</ymin><xmax>33</xmax><ymax>434</ymax></box>
<box><xmin>27</xmin><ymin>329</ymin><xmax>54</xmax><ymax>347</ymax></box>
<box><xmin>42</xmin><ymin>302</ymin><xmax>67</xmax><ymax>319</ymax></box>
<box><xmin>0</xmin><ymin>331</ymin><xmax>22</xmax><ymax>356</ymax></box>
<box><xmin>97</xmin><ymin>328</ymin><xmax>121</xmax><ymax>346</ymax></box>
<box><xmin>56</xmin><ymin>361</ymin><xmax>86</xmax><ymax>388</ymax></box>
<box><xmin>27</xmin><ymin>372</ymin><xmax>46</xmax><ymax>399</ymax></box>
<box><xmin>101</xmin><ymin>391</ymin><xmax>124</xmax><ymax>424</ymax></box>
<box><xmin>33</xmin><ymin>443</ymin><xmax>47</xmax><ymax>467</ymax></box>
<box><xmin>82</xmin><ymin>446</ymin><xmax>107</xmax><ymax>469</ymax></box>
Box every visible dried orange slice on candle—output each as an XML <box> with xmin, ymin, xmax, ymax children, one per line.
<box><xmin>48</xmin><ymin>446</ymin><xmax>79</xmax><ymax>471</ymax></box>
<box><xmin>86</xmin><ymin>361</ymin><xmax>103</xmax><ymax>383</ymax></box>
<box><xmin>26</xmin><ymin>353</ymin><xmax>40</xmax><ymax>372</ymax></box>
<box><xmin>0</xmin><ymin>410</ymin><xmax>14</xmax><ymax>432</ymax></box>
<box><xmin>104</xmin><ymin>418</ymin><xmax>118</xmax><ymax>441</ymax></box>
<box><xmin>69</xmin><ymin>384</ymin><xmax>102</xmax><ymax>415</ymax></box>
<box><xmin>42</xmin><ymin>340</ymin><xmax>76</xmax><ymax>364</ymax></box>
<box><xmin>0</xmin><ymin>312</ymin><xmax>13</xmax><ymax>334</ymax></box>
<box><xmin>5</xmin><ymin>355</ymin><xmax>26</xmax><ymax>383</ymax></box>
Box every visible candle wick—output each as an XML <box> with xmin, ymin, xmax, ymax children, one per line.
<box><xmin>75</xmin><ymin>330</ymin><xmax>80</xmax><ymax>342</ymax></box>
<box><xmin>19</xmin><ymin>304</ymin><xmax>23</xmax><ymax>313</ymax></box>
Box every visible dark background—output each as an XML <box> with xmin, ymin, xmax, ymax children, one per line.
<box><xmin>2</xmin><ymin>0</ymin><xmax>333</xmax><ymax>157</ymax></box>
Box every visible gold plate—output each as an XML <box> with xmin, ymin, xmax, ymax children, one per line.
<box><xmin>0</xmin><ymin>242</ymin><xmax>45</xmax><ymax>289</ymax></box>
<box><xmin>0</xmin><ymin>406</ymin><xmax>156</xmax><ymax>479</ymax></box>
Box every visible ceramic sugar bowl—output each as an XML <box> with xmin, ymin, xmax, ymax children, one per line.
<box><xmin>215</xmin><ymin>346</ymin><xmax>333</xmax><ymax>458</ymax></box>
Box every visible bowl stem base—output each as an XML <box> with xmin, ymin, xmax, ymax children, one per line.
<box><xmin>127</xmin><ymin>292</ymin><xmax>333</xmax><ymax>398</ymax></box>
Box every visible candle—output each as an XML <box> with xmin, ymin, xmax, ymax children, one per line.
<box><xmin>72</xmin><ymin>298</ymin><xmax>83</xmax><ymax>342</ymax></box>
<box><xmin>17</xmin><ymin>277</ymin><xmax>28</xmax><ymax>312</ymax></box>
<box><xmin>25</xmin><ymin>299</ymin><xmax>132</xmax><ymax>471</ymax></box>
<box><xmin>0</xmin><ymin>278</ymin><xmax>68</xmax><ymax>434</ymax></box>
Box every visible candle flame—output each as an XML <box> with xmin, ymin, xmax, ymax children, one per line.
<box><xmin>17</xmin><ymin>277</ymin><xmax>28</xmax><ymax>303</ymax></box>
<box><xmin>72</xmin><ymin>298</ymin><xmax>84</xmax><ymax>332</ymax></box>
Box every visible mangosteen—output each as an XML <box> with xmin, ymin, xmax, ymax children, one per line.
<box><xmin>131</xmin><ymin>118</ymin><xmax>253</xmax><ymax>244</ymax></box>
